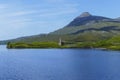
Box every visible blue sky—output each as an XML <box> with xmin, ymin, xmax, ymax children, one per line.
<box><xmin>0</xmin><ymin>0</ymin><xmax>120</xmax><ymax>40</ymax></box>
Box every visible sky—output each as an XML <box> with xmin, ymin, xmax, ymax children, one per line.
<box><xmin>0</xmin><ymin>0</ymin><xmax>120</xmax><ymax>40</ymax></box>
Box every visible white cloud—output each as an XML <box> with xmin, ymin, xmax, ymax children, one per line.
<box><xmin>8</xmin><ymin>11</ymin><xmax>38</xmax><ymax>17</ymax></box>
<box><xmin>0</xmin><ymin>11</ymin><xmax>38</xmax><ymax>18</ymax></box>
<box><xmin>38</xmin><ymin>9</ymin><xmax>78</xmax><ymax>17</ymax></box>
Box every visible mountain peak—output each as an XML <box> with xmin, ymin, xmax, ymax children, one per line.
<box><xmin>79</xmin><ymin>12</ymin><xmax>92</xmax><ymax>18</ymax></box>
<box><xmin>66</xmin><ymin>12</ymin><xmax>111</xmax><ymax>27</ymax></box>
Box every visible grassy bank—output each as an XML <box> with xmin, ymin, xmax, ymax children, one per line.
<box><xmin>7</xmin><ymin>42</ymin><xmax>61</xmax><ymax>49</ymax></box>
<box><xmin>6</xmin><ymin>35</ymin><xmax>120</xmax><ymax>50</ymax></box>
<box><xmin>6</xmin><ymin>41</ymin><xmax>117</xmax><ymax>50</ymax></box>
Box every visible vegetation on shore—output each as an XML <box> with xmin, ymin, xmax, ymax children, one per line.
<box><xmin>7</xmin><ymin>42</ymin><xmax>60</xmax><ymax>49</ymax></box>
<box><xmin>75</xmin><ymin>36</ymin><xmax>120</xmax><ymax>50</ymax></box>
<box><xmin>6</xmin><ymin>35</ymin><xmax>120</xmax><ymax>50</ymax></box>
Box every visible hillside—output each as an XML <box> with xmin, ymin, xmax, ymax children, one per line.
<box><xmin>1</xmin><ymin>12</ymin><xmax>120</xmax><ymax>44</ymax></box>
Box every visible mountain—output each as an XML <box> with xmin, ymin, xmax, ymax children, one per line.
<box><xmin>51</xmin><ymin>12</ymin><xmax>120</xmax><ymax>34</ymax></box>
<box><xmin>66</xmin><ymin>12</ymin><xmax>111</xmax><ymax>27</ymax></box>
<box><xmin>1</xmin><ymin>12</ymin><xmax>120</xmax><ymax>44</ymax></box>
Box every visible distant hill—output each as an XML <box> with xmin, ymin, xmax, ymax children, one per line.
<box><xmin>1</xmin><ymin>12</ymin><xmax>120</xmax><ymax>44</ymax></box>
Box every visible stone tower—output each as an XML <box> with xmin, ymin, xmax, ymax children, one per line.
<box><xmin>58</xmin><ymin>38</ymin><xmax>62</xmax><ymax>46</ymax></box>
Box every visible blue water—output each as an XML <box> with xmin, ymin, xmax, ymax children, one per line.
<box><xmin>0</xmin><ymin>45</ymin><xmax>120</xmax><ymax>80</ymax></box>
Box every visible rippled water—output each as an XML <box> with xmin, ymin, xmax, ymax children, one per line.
<box><xmin>0</xmin><ymin>45</ymin><xmax>120</xmax><ymax>80</ymax></box>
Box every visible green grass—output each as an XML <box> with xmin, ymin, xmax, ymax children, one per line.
<box><xmin>7</xmin><ymin>42</ymin><xmax>60</xmax><ymax>49</ymax></box>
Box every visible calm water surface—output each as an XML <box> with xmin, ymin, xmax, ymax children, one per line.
<box><xmin>0</xmin><ymin>45</ymin><xmax>120</xmax><ymax>80</ymax></box>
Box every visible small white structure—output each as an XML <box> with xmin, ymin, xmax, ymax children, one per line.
<box><xmin>58</xmin><ymin>38</ymin><xmax>62</xmax><ymax>46</ymax></box>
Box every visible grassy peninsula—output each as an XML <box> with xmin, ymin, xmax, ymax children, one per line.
<box><xmin>6</xmin><ymin>35</ymin><xmax>120</xmax><ymax>50</ymax></box>
<box><xmin>7</xmin><ymin>42</ymin><xmax>60</xmax><ymax>49</ymax></box>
